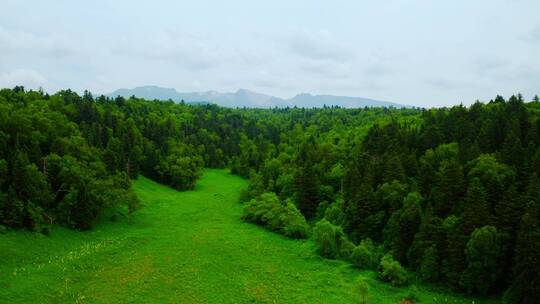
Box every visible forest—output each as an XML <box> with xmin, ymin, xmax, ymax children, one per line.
<box><xmin>1</xmin><ymin>86</ymin><xmax>539</xmax><ymax>303</ymax></box>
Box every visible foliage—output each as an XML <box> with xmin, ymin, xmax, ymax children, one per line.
<box><xmin>241</xmin><ymin>192</ymin><xmax>309</xmax><ymax>238</ymax></box>
<box><xmin>312</xmin><ymin>218</ymin><xmax>352</xmax><ymax>259</ymax></box>
<box><xmin>405</xmin><ymin>285</ymin><xmax>420</xmax><ymax>302</ymax></box>
<box><xmin>350</xmin><ymin>238</ymin><xmax>379</xmax><ymax>269</ymax></box>
<box><xmin>357</xmin><ymin>275</ymin><xmax>370</xmax><ymax>304</ymax></box>
<box><xmin>419</xmin><ymin>245</ymin><xmax>440</xmax><ymax>282</ymax></box>
<box><xmin>378</xmin><ymin>253</ymin><xmax>409</xmax><ymax>286</ymax></box>
<box><xmin>323</xmin><ymin>200</ymin><xmax>345</xmax><ymax>226</ymax></box>
<box><xmin>460</xmin><ymin>225</ymin><xmax>503</xmax><ymax>295</ymax></box>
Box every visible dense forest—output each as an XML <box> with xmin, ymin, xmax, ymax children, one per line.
<box><xmin>1</xmin><ymin>86</ymin><xmax>539</xmax><ymax>303</ymax></box>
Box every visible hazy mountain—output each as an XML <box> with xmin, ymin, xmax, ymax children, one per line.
<box><xmin>108</xmin><ymin>86</ymin><xmax>408</xmax><ymax>108</ymax></box>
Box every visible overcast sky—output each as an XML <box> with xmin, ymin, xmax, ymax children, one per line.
<box><xmin>1</xmin><ymin>0</ymin><xmax>539</xmax><ymax>107</ymax></box>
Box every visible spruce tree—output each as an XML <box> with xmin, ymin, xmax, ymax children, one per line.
<box><xmin>506</xmin><ymin>200</ymin><xmax>540</xmax><ymax>303</ymax></box>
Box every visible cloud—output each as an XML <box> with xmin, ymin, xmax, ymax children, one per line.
<box><xmin>363</xmin><ymin>63</ymin><xmax>394</xmax><ymax>77</ymax></box>
<box><xmin>425</xmin><ymin>77</ymin><xmax>468</xmax><ymax>90</ymax></box>
<box><xmin>287</xmin><ymin>29</ymin><xmax>355</xmax><ymax>63</ymax></box>
<box><xmin>110</xmin><ymin>31</ymin><xmax>225</xmax><ymax>71</ymax></box>
<box><xmin>0</xmin><ymin>69</ymin><xmax>50</xmax><ymax>89</ymax></box>
<box><xmin>0</xmin><ymin>26</ymin><xmax>76</xmax><ymax>58</ymax></box>
<box><xmin>529</xmin><ymin>25</ymin><xmax>540</xmax><ymax>43</ymax></box>
<box><xmin>475</xmin><ymin>56</ymin><xmax>508</xmax><ymax>72</ymax></box>
<box><xmin>299</xmin><ymin>59</ymin><xmax>351</xmax><ymax>78</ymax></box>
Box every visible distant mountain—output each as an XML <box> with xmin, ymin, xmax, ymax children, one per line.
<box><xmin>107</xmin><ymin>85</ymin><xmax>408</xmax><ymax>108</ymax></box>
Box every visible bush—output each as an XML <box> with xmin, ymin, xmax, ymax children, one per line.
<box><xmin>357</xmin><ymin>275</ymin><xmax>370</xmax><ymax>304</ymax></box>
<box><xmin>281</xmin><ymin>200</ymin><xmax>310</xmax><ymax>238</ymax></box>
<box><xmin>238</xmin><ymin>187</ymin><xmax>250</xmax><ymax>203</ymax></box>
<box><xmin>340</xmin><ymin>237</ymin><xmax>355</xmax><ymax>258</ymax></box>
<box><xmin>241</xmin><ymin>193</ymin><xmax>309</xmax><ymax>239</ymax></box>
<box><xmin>323</xmin><ymin>200</ymin><xmax>345</xmax><ymax>226</ymax></box>
<box><xmin>351</xmin><ymin>238</ymin><xmax>378</xmax><ymax>269</ymax></box>
<box><xmin>313</xmin><ymin>218</ymin><xmax>352</xmax><ymax>259</ymax></box>
<box><xmin>405</xmin><ymin>285</ymin><xmax>419</xmax><ymax>302</ymax></box>
<box><xmin>378</xmin><ymin>253</ymin><xmax>408</xmax><ymax>286</ymax></box>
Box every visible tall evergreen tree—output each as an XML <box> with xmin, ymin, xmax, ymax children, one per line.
<box><xmin>506</xmin><ymin>200</ymin><xmax>540</xmax><ymax>303</ymax></box>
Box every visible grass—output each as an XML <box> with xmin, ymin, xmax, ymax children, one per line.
<box><xmin>0</xmin><ymin>169</ymin><xmax>499</xmax><ymax>303</ymax></box>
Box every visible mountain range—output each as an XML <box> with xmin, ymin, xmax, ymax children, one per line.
<box><xmin>107</xmin><ymin>86</ymin><xmax>409</xmax><ymax>108</ymax></box>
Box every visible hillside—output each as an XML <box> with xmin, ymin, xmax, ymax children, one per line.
<box><xmin>107</xmin><ymin>86</ymin><xmax>407</xmax><ymax>108</ymax></box>
<box><xmin>0</xmin><ymin>170</ymin><xmax>497</xmax><ymax>303</ymax></box>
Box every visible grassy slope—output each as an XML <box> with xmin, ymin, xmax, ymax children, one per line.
<box><xmin>0</xmin><ymin>169</ymin><xmax>497</xmax><ymax>303</ymax></box>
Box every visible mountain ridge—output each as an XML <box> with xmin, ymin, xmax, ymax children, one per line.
<box><xmin>107</xmin><ymin>85</ymin><xmax>410</xmax><ymax>108</ymax></box>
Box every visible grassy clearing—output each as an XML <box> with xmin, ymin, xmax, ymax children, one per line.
<box><xmin>0</xmin><ymin>169</ymin><xmax>498</xmax><ymax>303</ymax></box>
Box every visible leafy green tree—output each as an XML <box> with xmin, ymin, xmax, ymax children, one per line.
<box><xmin>384</xmin><ymin>192</ymin><xmax>423</xmax><ymax>263</ymax></box>
<box><xmin>378</xmin><ymin>253</ymin><xmax>408</xmax><ymax>286</ymax></box>
<box><xmin>323</xmin><ymin>200</ymin><xmax>345</xmax><ymax>226</ymax></box>
<box><xmin>376</xmin><ymin>180</ymin><xmax>408</xmax><ymax>214</ymax></box>
<box><xmin>313</xmin><ymin>218</ymin><xmax>351</xmax><ymax>259</ymax></box>
<box><xmin>350</xmin><ymin>238</ymin><xmax>378</xmax><ymax>269</ymax></box>
<box><xmin>3</xmin><ymin>152</ymin><xmax>52</xmax><ymax>229</ymax></box>
<box><xmin>242</xmin><ymin>193</ymin><xmax>309</xmax><ymax>239</ymax></box>
<box><xmin>467</xmin><ymin>154</ymin><xmax>514</xmax><ymax>208</ymax></box>
<box><xmin>461</xmin><ymin>225</ymin><xmax>503</xmax><ymax>294</ymax></box>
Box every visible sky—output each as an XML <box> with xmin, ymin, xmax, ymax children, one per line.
<box><xmin>0</xmin><ymin>0</ymin><xmax>539</xmax><ymax>107</ymax></box>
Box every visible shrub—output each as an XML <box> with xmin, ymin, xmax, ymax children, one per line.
<box><xmin>351</xmin><ymin>238</ymin><xmax>378</xmax><ymax>269</ymax></box>
<box><xmin>405</xmin><ymin>285</ymin><xmax>419</xmax><ymax>302</ymax></box>
<box><xmin>282</xmin><ymin>200</ymin><xmax>310</xmax><ymax>238</ymax></box>
<box><xmin>316</xmin><ymin>200</ymin><xmax>330</xmax><ymax>220</ymax></box>
<box><xmin>238</xmin><ymin>187</ymin><xmax>250</xmax><ymax>203</ymax></box>
<box><xmin>313</xmin><ymin>218</ymin><xmax>352</xmax><ymax>259</ymax></box>
<box><xmin>241</xmin><ymin>193</ymin><xmax>309</xmax><ymax>239</ymax></box>
<box><xmin>357</xmin><ymin>275</ymin><xmax>370</xmax><ymax>304</ymax></box>
<box><xmin>340</xmin><ymin>237</ymin><xmax>355</xmax><ymax>258</ymax></box>
<box><xmin>378</xmin><ymin>253</ymin><xmax>408</xmax><ymax>286</ymax></box>
<box><xmin>324</xmin><ymin>200</ymin><xmax>345</xmax><ymax>226</ymax></box>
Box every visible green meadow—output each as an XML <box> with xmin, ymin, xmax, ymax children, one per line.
<box><xmin>0</xmin><ymin>169</ymin><xmax>497</xmax><ymax>303</ymax></box>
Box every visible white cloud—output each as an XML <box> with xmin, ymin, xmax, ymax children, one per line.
<box><xmin>287</xmin><ymin>29</ymin><xmax>355</xmax><ymax>63</ymax></box>
<box><xmin>0</xmin><ymin>69</ymin><xmax>50</xmax><ymax>89</ymax></box>
<box><xmin>527</xmin><ymin>25</ymin><xmax>540</xmax><ymax>44</ymax></box>
<box><xmin>0</xmin><ymin>26</ymin><xmax>76</xmax><ymax>58</ymax></box>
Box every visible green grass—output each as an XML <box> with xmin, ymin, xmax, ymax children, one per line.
<box><xmin>0</xmin><ymin>169</ymin><xmax>498</xmax><ymax>303</ymax></box>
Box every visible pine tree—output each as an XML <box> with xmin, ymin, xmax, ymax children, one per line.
<box><xmin>461</xmin><ymin>178</ymin><xmax>491</xmax><ymax>236</ymax></box>
<box><xmin>433</xmin><ymin>159</ymin><xmax>465</xmax><ymax>217</ymax></box>
<box><xmin>345</xmin><ymin>182</ymin><xmax>376</xmax><ymax>241</ymax></box>
<box><xmin>442</xmin><ymin>215</ymin><xmax>467</xmax><ymax>288</ymax></box>
<box><xmin>495</xmin><ymin>185</ymin><xmax>524</xmax><ymax>234</ymax></box>
<box><xmin>292</xmin><ymin>139</ymin><xmax>320</xmax><ymax>218</ymax></box>
<box><xmin>419</xmin><ymin>245</ymin><xmax>440</xmax><ymax>282</ymax></box>
<box><xmin>506</xmin><ymin>200</ymin><xmax>540</xmax><ymax>303</ymax></box>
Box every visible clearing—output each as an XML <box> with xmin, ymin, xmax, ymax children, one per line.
<box><xmin>0</xmin><ymin>169</ymin><xmax>497</xmax><ymax>303</ymax></box>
